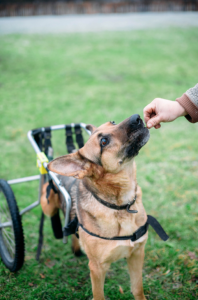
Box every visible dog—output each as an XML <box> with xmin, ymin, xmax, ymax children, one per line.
<box><xmin>42</xmin><ymin>114</ymin><xmax>150</xmax><ymax>300</ymax></box>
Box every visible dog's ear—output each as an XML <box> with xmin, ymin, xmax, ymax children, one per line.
<box><xmin>47</xmin><ymin>152</ymin><xmax>93</xmax><ymax>179</ymax></box>
<box><xmin>86</xmin><ymin>124</ymin><xmax>97</xmax><ymax>134</ymax></box>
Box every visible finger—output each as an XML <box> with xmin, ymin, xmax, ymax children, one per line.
<box><xmin>154</xmin><ymin>124</ymin><xmax>161</xmax><ymax>129</ymax></box>
<box><xmin>150</xmin><ymin>113</ymin><xmax>156</xmax><ymax>119</ymax></box>
<box><xmin>147</xmin><ymin>115</ymin><xmax>162</xmax><ymax>129</ymax></box>
<box><xmin>143</xmin><ymin>103</ymin><xmax>156</xmax><ymax>124</ymax></box>
<box><xmin>143</xmin><ymin>111</ymin><xmax>151</xmax><ymax>124</ymax></box>
<box><xmin>143</xmin><ymin>107</ymin><xmax>154</xmax><ymax>124</ymax></box>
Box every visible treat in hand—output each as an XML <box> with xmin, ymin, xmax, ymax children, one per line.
<box><xmin>143</xmin><ymin>98</ymin><xmax>187</xmax><ymax>129</ymax></box>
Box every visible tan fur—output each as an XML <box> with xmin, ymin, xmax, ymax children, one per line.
<box><xmin>47</xmin><ymin>117</ymin><xmax>150</xmax><ymax>300</ymax></box>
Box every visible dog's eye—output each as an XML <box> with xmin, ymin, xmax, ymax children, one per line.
<box><xmin>100</xmin><ymin>138</ymin><xmax>109</xmax><ymax>147</ymax></box>
<box><xmin>110</xmin><ymin>121</ymin><xmax>116</xmax><ymax>125</ymax></box>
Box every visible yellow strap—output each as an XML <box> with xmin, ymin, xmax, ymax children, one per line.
<box><xmin>36</xmin><ymin>152</ymin><xmax>49</xmax><ymax>174</ymax></box>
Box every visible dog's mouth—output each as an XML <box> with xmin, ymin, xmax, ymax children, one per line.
<box><xmin>123</xmin><ymin>118</ymin><xmax>150</xmax><ymax>160</ymax></box>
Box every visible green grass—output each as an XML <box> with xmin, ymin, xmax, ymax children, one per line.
<box><xmin>0</xmin><ymin>28</ymin><xmax>198</xmax><ymax>300</ymax></box>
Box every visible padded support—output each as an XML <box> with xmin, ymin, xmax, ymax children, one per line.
<box><xmin>51</xmin><ymin>210</ymin><xmax>63</xmax><ymax>239</ymax></box>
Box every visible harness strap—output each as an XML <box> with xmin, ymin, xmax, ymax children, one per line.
<box><xmin>75</xmin><ymin>124</ymin><xmax>84</xmax><ymax>149</ymax></box>
<box><xmin>78</xmin><ymin>221</ymin><xmax>149</xmax><ymax>241</ymax></box>
<box><xmin>44</xmin><ymin>127</ymin><xmax>53</xmax><ymax>159</ymax></box>
<box><xmin>46</xmin><ymin>179</ymin><xmax>58</xmax><ymax>202</ymax></box>
<box><xmin>65</xmin><ymin>125</ymin><xmax>75</xmax><ymax>154</ymax></box>
<box><xmin>147</xmin><ymin>215</ymin><xmax>169</xmax><ymax>241</ymax></box>
<box><xmin>36</xmin><ymin>212</ymin><xmax>45</xmax><ymax>261</ymax></box>
<box><xmin>64</xmin><ymin>215</ymin><xmax>79</xmax><ymax>237</ymax></box>
<box><xmin>63</xmin><ymin>215</ymin><xmax>169</xmax><ymax>242</ymax></box>
<box><xmin>91</xmin><ymin>188</ymin><xmax>137</xmax><ymax>213</ymax></box>
<box><xmin>33</xmin><ymin>130</ymin><xmax>44</xmax><ymax>151</ymax></box>
<box><xmin>32</xmin><ymin>127</ymin><xmax>53</xmax><ymax>159</ymax></box>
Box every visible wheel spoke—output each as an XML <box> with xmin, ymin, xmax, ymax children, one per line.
<box><xmin>3</xmin><ymin>235</ymin><xmax>15</xmax><ymax>254</ymax></box>
<box><xmin>2</xmin><ymin>232</ymin><xmax>15</xmax><ymax>257</ymax></box>
<box><xmin>3</xmin><ymin>229</ymin><xmax>15</xmax><ymax>246</ymax></box>
<box><xmin>3</xmin><ymin>203</ymin><xmax>11</xmax><ymax>218</ymax></box>
<box><xmin>0</xmin><ymin>203</ymin><xmax>11</xmax><ymax>222</ymax></box>
<box><xmin>0</xmin><ymin>205</ymin><xmax>12</xmax><ymax>229</ymax></box>
<box><xmin>4</xmin><ymin>229</ymin><xmax>15</xmax><ymax>238</ymax></box>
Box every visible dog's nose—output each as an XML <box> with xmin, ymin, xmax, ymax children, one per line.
<box><xmin>129</xmin><ymin>114</ymin><xmax>142</xmax><ymax>128</ymax></box>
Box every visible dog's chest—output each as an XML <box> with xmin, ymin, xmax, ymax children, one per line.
<box><xmin>115</xmin><ymin>211</ymin><xmax>136</xmax><ymax>234</ymax></box>
<box><xmin>81</xmin><ymin>199</ymin><xmax>137</xmax><ymax>238</ymax></box>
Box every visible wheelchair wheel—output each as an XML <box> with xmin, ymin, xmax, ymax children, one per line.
<box><xmin>0</xmin><ymin>179</ymin><xmax>25</xmax><ymax>272</ymax></box>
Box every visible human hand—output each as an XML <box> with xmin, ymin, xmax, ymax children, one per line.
<box><xmin>143</xmin><ymin>98</ymin><xmax>187</xmax><ymax>129</ymax></box>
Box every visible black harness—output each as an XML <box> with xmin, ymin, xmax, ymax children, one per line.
<box><xmin>91</xmin><ymin>191</ymin><xmax>138</xmax><ymax>214</ymax></box>
<box><xmin>63</xmin><ymin>190</ymin><xmax>169</xmax><ymax>242</ymax></box>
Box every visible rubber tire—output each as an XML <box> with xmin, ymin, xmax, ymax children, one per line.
<box><xmin>0</xmin><ymin>179</ymin><xmax>25</xmax><ymax>272</ymax></box>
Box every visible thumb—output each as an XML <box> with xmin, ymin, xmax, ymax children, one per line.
<box><xmin>147</xmin><ymin>115</ymin><xmax>162</xmax><ymax>129</ymax></box>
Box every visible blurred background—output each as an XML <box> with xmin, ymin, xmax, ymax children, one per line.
<box><xmin>0</xmin><ymin>0</ymin><xmax>198</xmax><ymax>16</ymax></box>
<box><xmin>0</xmin><ymin>2</ymin><xmax>198</xmax><ymax>300</ymax></box>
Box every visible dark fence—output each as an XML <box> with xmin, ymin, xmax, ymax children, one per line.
<box><xmin>1</xmin><ymin>1</ymin><xmax>198</xmax><ymax>17</ymax></box>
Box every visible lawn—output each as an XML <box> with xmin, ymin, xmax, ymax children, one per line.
<box><xmin>0</xmin><ymin>28</ymin><xmax>198</xmax><ymax>300</ymax></box>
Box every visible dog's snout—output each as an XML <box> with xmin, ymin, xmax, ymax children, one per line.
<box><xmin>129</xmin><ymin>114</ymin><xmax>142</xmax><ymax>128</ymax></box>
<box><xmin>130</xmin><ymin>114</ymin><xmax>141</xmax><ymax>125</ymax></box>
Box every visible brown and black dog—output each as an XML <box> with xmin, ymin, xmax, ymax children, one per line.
<box><xmin>42</xmin><ymin>114</ymin><xmax>150</xmax><ymax>300</ymax></box>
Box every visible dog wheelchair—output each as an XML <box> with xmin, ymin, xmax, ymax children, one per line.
<box><xmin>0</xmin><ymin>123</ymin><xmax>91</xmax><ymax>272</ymax></box>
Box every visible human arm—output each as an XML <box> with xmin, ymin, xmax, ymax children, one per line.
<box><xmin>176</xmin><ymin>83</ymin><xmax>198</xmax><ymax>123</ymax></box>
<box><xmin>143</xmin><ymin>84</ymin><xmax>198</xmax><ymax>129</ymax></box>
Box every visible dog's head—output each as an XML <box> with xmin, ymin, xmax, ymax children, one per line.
<box><xmin>48</xmin><ymin>115</ymin><xmax>150</xmax><ymax>179</ymax></box>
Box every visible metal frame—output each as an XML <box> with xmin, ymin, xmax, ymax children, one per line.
<box><xmin>0</xmin><ymin>123</ymin><xmax>91</xmax><ymax>244</ymax></box>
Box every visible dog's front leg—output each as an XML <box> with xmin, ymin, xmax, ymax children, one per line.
<box><xmin>127</xmin><ymin>242</ymin><xmax>146</xmax><ymax>300</ymax></box>
<box><xmin>89</xmin><ymin>260</ymin><xmax>109</xmax><ymax>300</ymax></box>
